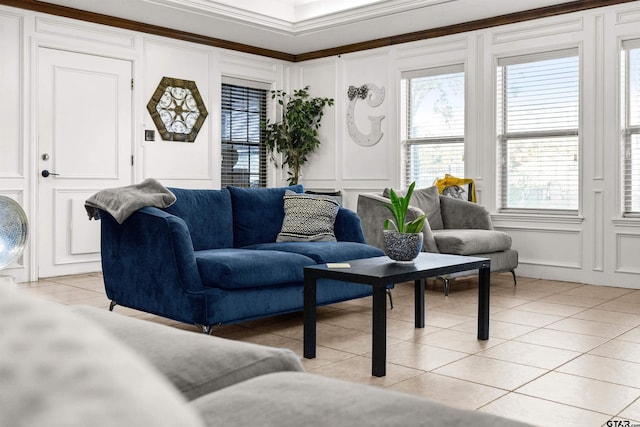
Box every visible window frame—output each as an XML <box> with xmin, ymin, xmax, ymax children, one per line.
<box><xmin>496</xmin><ymin>48</ymin><xmax>581</xmax><ymax>215</ymax></box>
<box><xmin>401</xmin><ymin>64</ymin><xmax>466</xmax><ymax>188</ymax></box>
<box><xmin>220</xmin><ymin>77</ymin><xmax>269</xmax><ymax>188</ymax></box>
<box><xmin>621</xmin><ymin>39</ymin><xmax>640</xmax><ymax>217</ymax></box>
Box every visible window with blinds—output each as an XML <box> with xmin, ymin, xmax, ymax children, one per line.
<box><xmin>497</xmin><ymin>49</ymin><xmax>579</xmax><ymax>213</ymax></box>
<box><xmin>401</xmin><ymin>65</ymin><xmax>465</xmax><ymax>188</ymax></box>
<box><xmin>622</xmin><ymin>40</ymin><xmax>640</xmax><ymax>216</ymax></box>
<box><xmin>221</xmin><ymin>80</ymin><xmax>268</xmax><ymax>188</ymax></box>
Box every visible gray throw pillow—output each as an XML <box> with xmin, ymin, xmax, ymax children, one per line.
<box><xmin>383</xmin><ymin>185</ymin><xmax>444</xmax><ymax>230</ymax></box>
<box><xmin>277</xmin><ymin>190</ymin><xmax>339</xmax><ymax>242</ymax></box>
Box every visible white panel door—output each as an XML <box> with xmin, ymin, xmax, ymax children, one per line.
<box><xmin>37</xmin><ymin>47</ymin><xmax>132</xmax><ymax>278</ymax></box>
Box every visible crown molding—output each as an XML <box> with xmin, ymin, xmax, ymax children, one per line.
<box><xmin>0</xmin><ymin>0</ymin><xmax>296</xmax><ymax>60</ymax></box>
<box><xmin>296</xmin><ymin>0</ymin><xmax>639</xmax><ymax>60</ymax></box>
<box><xmin>0</xmin><ymin>0</ymin><xmax>637</xmax><ymax>62</ymax></box>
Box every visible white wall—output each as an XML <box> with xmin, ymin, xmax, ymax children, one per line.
<box><xmin>296</xmin><ymin>2</ymin><xmax>640</xmax><ymax>288</ymax></box>
<box><xmin>1</xmin><ymin>2</ymin><xmax>640</xmax><ymax>288</ymax></box>
<box><xmin>0</xmin><ymin>4</ymin><xmax>286</xmax><ymax>282</ymax></box>
<box><xmin>0</xmin><ymin>8</ymin><xmax>30</xmax><ymax>282</ymax></box>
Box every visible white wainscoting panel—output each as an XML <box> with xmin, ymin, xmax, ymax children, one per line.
<box><xmin>220</xmin><ymin>50</ymin><xmax>279</xmax><ymax>77</ymax></box>
<box><xmin>142</xmin><ymin>38</ymin><xmax>212</xmax><ymax>181</ymax></box>
<box><xmin>341</xmin><ymin>52</ymin><xmax>390</xmax><ymax>181</ymax></box>
<box><xmin>616</xmin><ymin>233</ymin><xmax>640</xmax><ymax>274</ymax></box>
<box><xmin>593</xmin><ymin>190</ymin><xmax>605</xmax><ymax>271</ymax></box>
<box><xmin>492</xmin><ymin>17</ymin><xmax>584</xmax><ymax>45</ymax></box>
<box><xmin>0</xmin><ymin>12</ymin><xmax>23</xmax><ymax>178</ymax></box>
<box><xmin>300</xmin><ymin>60</ymin><xmax>338</xmax><ymax>182</ymax></box>
<box><xmin>396</xmin><ymin>36</ymin><xmax>468</xmax><ymax>60</ymax></box>
<box><xmin>55</xmin><ymin>68</ymin><xmax>120</xmax><ymax>179</ymax></box>
<box><xmin>499</xmin><ymin>226</ymin><xmax>583</xmax><ymax>269</ymax></box>
<box><xmin>53</xmin><ymin>189</ymin><xmax>102</xmax><ymax>267</ymax></box>
<box><xmin>70</xmin><ymin>198</ymin><xmax>100</xmax><ymax>255</ymax></box>
<box><xmin>35</xmin><ymin>17</ymin><xmax>136</xmax><ymax>48</ymax></box>
<box><xmin>616</xmin><ymin>5</ymin><xmax>640</xmax><ymax>25</ymax></box>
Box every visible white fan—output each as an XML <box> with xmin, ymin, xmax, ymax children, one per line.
<box><xmin>0</xmin><ymin>196</ymin><xmax>29</xmax><ymax>280</ymax></box>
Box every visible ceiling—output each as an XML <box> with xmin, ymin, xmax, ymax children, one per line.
<box><xmin>40</xmin><ymin>0</ymin><xmax>580</xmax><ymax>55</ymax></box>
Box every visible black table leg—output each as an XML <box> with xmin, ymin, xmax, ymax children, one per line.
<box><xmin>414</xmin><ymin>279</ymin><xmax>425</xmax><ymax>328</ymax></box>
<box><xmin>303</xmin><ymin>276</ymin><xmax>317</xmax><ymax>359</ymax></box>
<box><xmin>477</xmin><ymin>263</ymin><xmax>490</xmax><ymax>340</ymax></box>
<box><xmin>372</xmin><ymin>284</ymin><xmax>387</xmax><ymax>377</ymax></box>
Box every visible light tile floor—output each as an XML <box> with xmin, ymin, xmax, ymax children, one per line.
<box><xmin>17</xmin><ymin>272</ymin><xmax>640</xmax><ymax>427</ymax></box>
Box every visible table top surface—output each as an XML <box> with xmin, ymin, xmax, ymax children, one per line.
<box><xmin>304</xmin><ymin>253</ymin><xmax>490</xmax><ymax>285</ymax></box>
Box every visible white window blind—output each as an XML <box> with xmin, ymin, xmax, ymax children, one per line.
<box><xmin>622</xmin><ymin>40</ymin><xmax>640</xmax><ymax>216</ymax></box>
<box><xmin>401</xmin><ymin>64</ymin><xmax>465</xmax><ymax>188</ymax></box>
<box><xmin>221</xmin><ymin>78</ymin><xmax>268</xmax><ymax>188</ymax></box>
<box><xmin>497</xmin><ymin>49</ymin><xmax>579</xmax><ymax>212</ymax></box>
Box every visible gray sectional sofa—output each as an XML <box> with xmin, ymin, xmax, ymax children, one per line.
<box><xmin>0</xmin><ymin>285</ymin><xmax>529</xmax><ymax>427</ymax></box>
<box><xmin>357</xmin><ymin>186</ymin><xmax>518</xmax><ymax>295</ymax></box>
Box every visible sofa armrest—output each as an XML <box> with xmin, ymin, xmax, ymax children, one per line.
<box><xmin>99</xmin><ymin>207</ymin><xmax>205</xmax><ymax>318</ymax></box>
<box><xmin>439</xmin><ymin>196</ymin><xmax>494</xmax><ymax>230</ymax></box>
<box><xmin>71</xmin><ymin>305</ymin><xmax>304</xmax><ymax>401</ymax></box>
<box><xmin>334</xmin><ymin>207</ymin><xmax>366</xmax><ymax>243</ymax></box>
<box><xmin>357</xmin><ymin>193</ymin><xmax>439</xmax><ymax>253</ymax></box>
<box><xmin>191</xmin><ymin>371</ymin><xmax>530</xmax><ymax>427</ymax></box>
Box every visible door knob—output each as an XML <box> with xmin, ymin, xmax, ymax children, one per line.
<box><xmin>41</xmin><ymin>170</ymin><xmax>60</xmax><ymax>178</ymax></box>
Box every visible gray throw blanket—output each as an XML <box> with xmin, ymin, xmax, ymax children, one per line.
<box><xmin>85</xmin><ymin>178</ymin><xmax>176</xmax><ymax>224</ymax></box>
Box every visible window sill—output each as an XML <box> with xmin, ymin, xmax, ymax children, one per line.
<box><xmin>491</xmin><ymin>212</ymin><xmax>585</xmax><ymax>224</ymax></box>
<box><xmin>612</xmin><ymin>217</ymin><xmax>640</xmax><ymax>227</ymax></box>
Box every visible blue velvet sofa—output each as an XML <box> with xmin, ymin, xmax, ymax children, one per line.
<box><xmin>99</xmin><ymin>185</ymin><xmax>384</xmax><ymax>333</ymax></box>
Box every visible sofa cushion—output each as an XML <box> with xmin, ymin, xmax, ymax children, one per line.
<box><xmin>384</xmin><ymin>185</ymin><xmax>444</xmax><ymax>230</ymax></box>
<box><xmin>71</xmin><ymin>305</ymin><xmax>304</xmax><ymax>401</ymax></box>
<box><xmin>305</xmin><ymin>189</ymin><xmax>342</xmax><ymax>204</ymax></box>
<box><xmin>244</xmin><ymin>241</ymin><xmax>384</xmax><ymax>264</ymax></box>
<box><xmin>164</xmin><ymin>188</ymin><xmax>233</xmax><ymax>251</ymax></box>
<box><xmin>432</xmin><ymin>229</ymin><xmax>512</xmax><ymax>255</ymax></box>
<box><xmin>191</xmin><ymin>372</ymin><xmax>529</xmax><ymax>427</ymax></box>
<box><xmin>195</xmin><ymin>248</ymin><xmax>316</xmax><ymax>289</ymax></box>
<box><xmin>0</xmin><ymin>286</ymin><xmax>203</xmax><ymax>427</ymax></box>
<box><xmin>228</xmin><ymin>185</ymin><xmax>304</xmax><ymax>247</ymax></box>
<box><xmin>277</xmin><ymin>191</ymin><xmax>339</xmax><ymax>242</ymax></box>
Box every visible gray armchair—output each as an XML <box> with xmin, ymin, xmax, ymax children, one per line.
<box><xmin>357</xmin><ymin>186</ymin><xmax>518</xmax><ymax>295</ymax></box>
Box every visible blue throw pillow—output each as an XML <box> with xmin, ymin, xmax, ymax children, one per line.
<box><xmin>228</xmin><ymin>185</ymin><xmax>303</xmax><ymax>247</ymax></box>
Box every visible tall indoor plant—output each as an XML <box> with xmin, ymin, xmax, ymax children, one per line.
<box><xmin>383</xmin><ymin>181</ymin><xmax>427</xmax><ymax>263</ymax></box>
<box><xmin>262</xmin><ymin>86</ymin><xmax>334</xmax><ymax>185</ymax></box>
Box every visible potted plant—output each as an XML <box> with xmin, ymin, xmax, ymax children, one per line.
<box><xmin>383</xmin><ymin>181</ymin><xmax>427</xmax><ymax>263</ymax></box>
<box><xmin>262</xmin><ymin>86</ymin><xmax>334</xmax><ymax>185</ymax></box>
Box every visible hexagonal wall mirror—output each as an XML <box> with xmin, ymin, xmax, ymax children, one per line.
<box><xmin>147</xmin><ymin>77</ymin><xmax>208</xmax><ymax>142</ymax></box>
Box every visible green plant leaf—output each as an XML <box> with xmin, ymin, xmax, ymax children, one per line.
<box><xmin>383</xmin><ymin>218</ymin><xmax>397</xmax><ymax>231</ymax></box>
<box><xmin>406</xmin><ymin>214</ymin><xmax>426</xmax><ymax>234</ymax></box>
<box><xmin>387</xmin><ymin>188</ymin><xmax>406</xmax><ymax>233</ymax></box>
<box><xmin>402</xmin><ymin>181</ymin><xmax>416</xmax><ymax>217</ymax></box>
<box><xmin>383</xmin><ymin>205</ymin><xmax>398</xmax><ymax>231</ymax></box>
<box><xmin>383</xmin><ymin>181</ymin><xmax>426</xmax><ymax>234</ymax></box>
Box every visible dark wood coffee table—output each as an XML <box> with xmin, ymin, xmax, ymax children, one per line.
<box><xmin>303</xmin><ymin>253</ymin><xmax>490</xmax><ymax>377</ymax></box>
